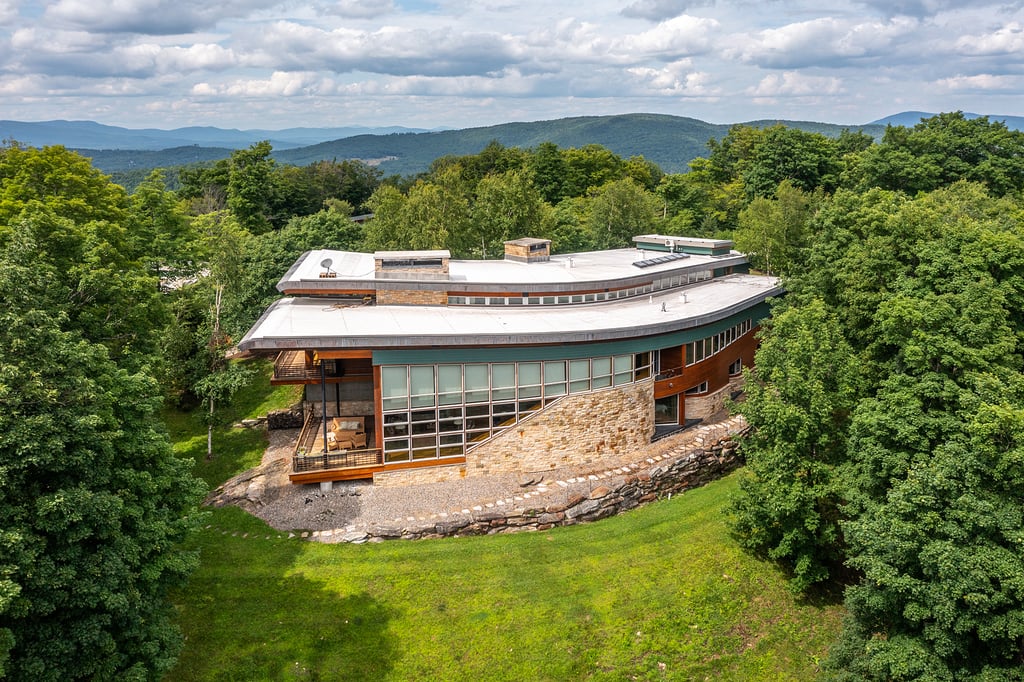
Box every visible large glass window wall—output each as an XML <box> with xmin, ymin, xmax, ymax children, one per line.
<box><xmin>380</xmin><ymin>353</ymin><xmax>652</xmax><ymax>462</ymax></box>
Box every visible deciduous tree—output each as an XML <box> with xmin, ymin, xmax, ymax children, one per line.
<box><xmin>0</xmin><ymin>228</ymin><xmax>204</xmax><ymax>680</ymax></box>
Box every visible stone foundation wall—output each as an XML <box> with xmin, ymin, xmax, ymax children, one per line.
<box><xmin>373</xmin><ymin>462</ymin><xmax>466</xmax><ymax>486</ymax></box>
<box><xmin>685</xmin><ymin>376</ymin><xmax>745</xmax><ymax>420</ymax></box>
<box><xmin>466</xmin><ymin>380</ymin><xmax>654</xmax><ymax>476</ymax></box>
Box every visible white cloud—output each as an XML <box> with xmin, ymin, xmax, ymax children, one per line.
<box><xmin>332</xmin><ymin>0</ymin><xmax>396</xmax><ymax>18</ymax></box>
<box><xmin>44</xmin><ymin>0</ymin><xmax>280</xmax><ymax>35</ymax></box>
<box><xmin>626</xmin><ymin>61</ymin><xmax>719</xmax><ymax>96</ymax></box>
<box><xmin>157</xmin><ymin>44</ymin><xmax>237</xmax><ymax>72</ymax></box>
<box><xmin>618</xmin><ymin>15</ymin><xmax>719</xmax><ymax>60</ymax></box>
<box><xmin>621</xmin><ymin>0</ymin><xmax>706</xmax><ymax>22</ymax></box>
<box><xmin>955</xmin><ymin>22</ymin><xmax>1024</xmax><ymax>55</ymax></box>
<box><xmin>247</xmin><ymin>20</ymin><xmax>521</xmax><ymax>77</ymax></box>
<box><xmin>934</xmin><ymin>73</ymin><xmax>1019</xmax><ymax>91</ymax></box>
<box><xmin>0</xmin><ymin>0</ymin><xmax>18</xmax><ymax>24</ymax></box>
<box><xmin>730</xmin><ymin>16</ymin><xmax>919</xmax><ymax>68</ymax></box>
<box><xmin>747</xmin><ymin>72</ymin><xmax>843</xmax><ymax>97</ymax></box>
<box><xmin>854</xmin><ymin>0</ymin><xmax>994</xmax><ymax>19</ymax></box>
<box><xmin>193</xmin><ymin>71</ymin><xmax>325</xmax><ymax>98</ymax></box>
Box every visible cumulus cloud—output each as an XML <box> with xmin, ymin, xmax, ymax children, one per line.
<box><xmin>747</xmin><ymin>71</ymin><xmax>843</xmax><ymax>97</ymax></box>
<box><xmin>956</xmin><ymin>22</ymin><xmax>1024</xmax><ymax>55</ymax></box>
<box><xmin>0</xmin><ymin>0</ymin><xmax>18</xmax><ymax>24</ymax></box>
<box><xmin>192</xmin><ymin>71</ymin><xmax>324</xmax><ymax>98</ymax></box>
<box><xmin>332</xmin><ymin>0</ymin><xmax>395</xmax><ymax>18</ymax></box>
<box><xmin>627</xmin><ymin>61</ymin><xmax>719</xmax><ymax>96</ymax></box>
<box><xmin>935</xmin><ymin>73</ymin><xmax>1019</xmax><ymax>91</ymax></box>
<box><xmin>729</xmin><ymin>16</ymin><xmax>919</xmax><ymax>68</ymax></box>
<box><xmin>248</xmin><ymin>21</ymin><xmax>520</xmax><ymax>77</ymax></box>
<box><xmin>44</xmin><ymin>0</ymin><xmax>280</xmax><ymax>35</ymax></box>
<box><xmin>620</xmin><ymin>0</ymin><xmax>711</xmax><ymax>22</ymax></box>
<box><xmin>618</xmin><ymin>15</ymin><xmax>719</xmax><ymax>60</ymax></box>
<box><xmin>854</xmin><ymin>0</ymin><xmax>995</xmax><ymax>18</ymax></box>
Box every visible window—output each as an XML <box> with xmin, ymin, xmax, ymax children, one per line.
<box><xmin>685</xmin><ymin>381</ymin><xmax>709</xmax><ymax>395</ymax></box>
<box><xmin>729</xmin><ymin>358</ymin><xmax>743</xmax><ymax>375</ymax></box>
<box><xmin>518</xmin><ymin>362</ymin><xmax>542</xmax><ymax>398</ymax></box>
<box><xmin>544</xmin><ymin>361</ymin><xmax>567</xmax><ymax>397</ymax></box>
<box><xmin>491</xmin><ymin>363</ymin><xmax>516</xmax><ymax>400</ymax></box>
<box><xmin>593</xmin><ymin>357</ymin><xmax>612</xmax><ymax>388</ymax></box>
<box><xmin>464</xmin><ymin>364</ymin><xmax>489</xmax><ymax>403</ymax></box>
<box><xmin>410</xmin><ymin>366</ymin><xmax>435</xmax><ymax>408</ymax></box>
<box><xmin>381</xmin><ymin>366</ymin><xmax>409</xmax><ymax>410</ymax></box>
<box><xmin>569</xmin><ymin>359</ymin><xmax>590</xmax><ymax>393</ymax></box>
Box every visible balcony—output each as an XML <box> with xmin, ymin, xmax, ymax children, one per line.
<box><xmin>289</xmin><ymin>412</ymin><xmax>383</xmax><ymax>483</ymax></box>
<box><xmin>272</xmin><ymin>351</ymin><xmax>372</xmax><ymax>385</ymax></box>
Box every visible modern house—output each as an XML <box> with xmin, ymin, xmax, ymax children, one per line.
<box><xmin>238</xmin><ymin>235</ymin><xmax>781</xmax><ymax>487</ymax></box>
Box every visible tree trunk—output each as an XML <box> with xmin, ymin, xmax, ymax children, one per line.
<box><xmin>206</xmin><ymin>396</ymin><xmax>214</xmax><ymax>460</ymax></box>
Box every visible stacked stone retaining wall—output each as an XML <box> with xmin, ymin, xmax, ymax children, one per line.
<box><xmin>315</xmin><ymin>415</ymin><xmax>748</xmax><ymax>543</ymax></box>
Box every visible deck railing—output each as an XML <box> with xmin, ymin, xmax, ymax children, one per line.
<box><xmin>293</xmin><ymin>448</ymin><xmax>383</xmax><ymax>473</ymax></box>
<box><xmin>273</xmin><ymin>351</ymin><xmax>373</xmax><ymax>382</ymax></box>
<box><xmin>274</xmin><ymin>351</ymin><xmax>313</xmax><ymax>381</ymax></box>
<box><xmin>293</xmin><ymin>412</ymin><xmax>382</xmax><ymax>473</ymax></box>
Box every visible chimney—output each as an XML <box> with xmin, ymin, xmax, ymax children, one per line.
<box><xmin>504</xmin><ymin>238</ymin><xmax>551</xmax><ymax>263</ymax></box>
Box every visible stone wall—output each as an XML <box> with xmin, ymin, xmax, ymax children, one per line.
<box><xmin>684</xmin><ymin>375</ymin><xmax>745</xmax><ymax>420</ymax></box>
<box><xmin>376</xmin><ymin>288</ymin><xmax>448</xmax><ymax>306</ymax></box>
<box><xmin>313</xmin><ymin>416</ymin><xmax>749</xmax><ymax>543</ymax></box>
<box><xmin>305</xmin><ymin>399</ymin><xmax>374</xmax><ymax>418</ymax></box>
<box><xmin>466</xmin><ymin>380</ymin><xmax>654</xmax><ymax>476</ymax></box>
<box><xmin>370</xmin><ymin>380</ymin><xmax>654</xmax><ymax>488</ymax></box>
<box><xmin>373</xmin><ymin>462</ymin><xmax>466</xmax><ymax>486</ymax></box>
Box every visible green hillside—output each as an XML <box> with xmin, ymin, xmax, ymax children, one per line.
<box><xmin>78</xmin><ymin>113</ymin><xmax>884</xmax><ymax>177</ymax></box>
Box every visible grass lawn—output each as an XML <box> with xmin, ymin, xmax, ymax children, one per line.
<box><xmin>168</xmin><ymin>475</ymin><xmax>843</xmax><ymax>681</ymax></box>
<box><xmin>164</xmin><ymin>357</ymin><xmax>303</xmax><ymax>489</ymax></box>
<box><xmin>165</xmin><ymin>365</ymin><xmax>843</xmax><ymax>680</ymax></box>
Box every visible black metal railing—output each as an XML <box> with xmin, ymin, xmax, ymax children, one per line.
<box><xmin>655</xmin><ymin>366</ymin><xmax>684</xmax><ymax>381</ymax></box>
<box><xmin>292</xmin><ymin>448</ymin><xmax>383</xmax><ymax>473</ymax></box>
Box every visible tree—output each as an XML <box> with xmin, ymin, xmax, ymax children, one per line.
<box><xmin>0</xmin><ymin>227</ymin><xmax>204</xmax><ymax>680</ymax></box>
<box><xmin>734</xmin><ymin>180</ymin><xmax>815</xmax><ymax>275</ymax></box>
<box><xmin>227</xmin><ymin>141</ymin><xmax>276</xmax><ymax>234</ymax></box>
<box><xmin>363</xmin><ymin>168</ymin><xmax>471</xmax><ymax>255</ymax></box>
<box><xmin>740</xmin><ymin>125</ymin><xmax>841</xmax><ymax>199</ymax></box>
<box><xmin>125</xmin><ymin>169</ymin><xmax>198</xmax><ymax>282</ymax></box>
<box><xmin>827</xmin><ymin>378</ymin><xmax>1024</xmax><ymax>679</ymax></box>
<box><xmin>730</xmin><ymin>299</ymin><xmax>862</xmax><ymax>592</ymax></box>
<box><xmin>530</xmin><ymin>141</ymin><xmax>568</xmax><ymax>204</ymax></box>
<box><xmin>586</xmin><ymin>177</ymin><xmax>657</xmax><ymax>250</ymax></box>
<box><xmin>471</xmin><ymin>169</ymin><xmax>552</xmax><ymax>258</ymax></box>
<box><xmin>562</xmin><ymin>144</ymin><xmax>625</xmax><ymax>198</ymax></box>
<box><xmin>0</xmin><ymin>143</ymin><xmax>128</xmax><ymax>229</ymax></box>
<box><xmin>229</xmin><ymin>206</ymin><xmax>364</xmax><ymax>335</ymax></box>
<box><xmin>854</xmin><ymin>112</ymin><xmax>1024</xmax><ymax>196</ymax></box>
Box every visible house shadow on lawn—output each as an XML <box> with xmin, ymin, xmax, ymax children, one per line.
<box><xmin>169</xmin><ymin>507</ymin><xmax>397</xmax><ymax>681</ymax></box>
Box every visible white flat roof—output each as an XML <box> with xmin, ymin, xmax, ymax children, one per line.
<box><xmin>241</xmin><ymin>274</ymin><xmax>781</xmax><ymax>351</ymax></box>
<box><xmin>281</xmin><ymin>247</ymin><xmax>746</xmax><ymax>290</ymax></box>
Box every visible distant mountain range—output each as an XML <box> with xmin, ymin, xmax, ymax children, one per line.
<box><xmin>0</xmin><ymin>119</ymin><xmax>434</xmax><ymax>151</ymax></box>
<box><xmin>870</xmin><ymin>111</ymin><xmax>1024</xmax><ymax>129</ymax></box>
<box><xmin>3</xmin><ymin>111</ymin><xmax>1020</xmax><ymax>179</ymax></box>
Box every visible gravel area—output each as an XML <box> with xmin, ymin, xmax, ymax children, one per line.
<box><xmin>235</xmin><ymin>412</ymin><xmax>733</xmax><ymax>535</ymax></box>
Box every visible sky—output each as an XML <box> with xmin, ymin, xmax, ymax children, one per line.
<box><xmin>1</xmin><ymin>0</ymin><xmax>1022</xmax><ymax>130</ymax></box>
